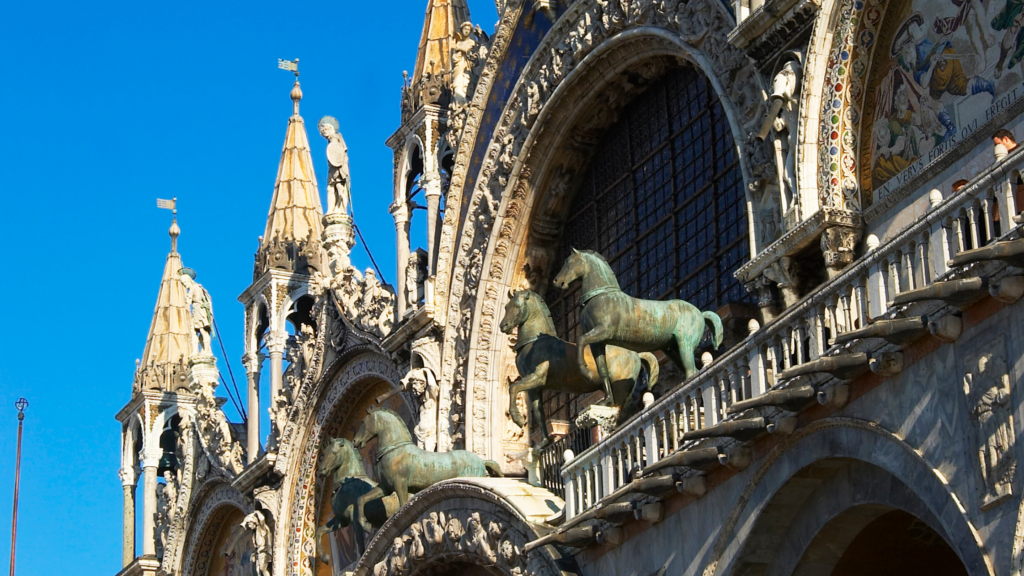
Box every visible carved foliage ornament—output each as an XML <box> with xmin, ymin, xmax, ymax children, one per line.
<box><xmin>435</xmin><ymin>0</ymin><xmax>757</xmax><ymax>455</ymax></box>
<box><xmin>368</xmin><ymin>509</ymin><xmax>555</xmax><ymax>576</ymax></box>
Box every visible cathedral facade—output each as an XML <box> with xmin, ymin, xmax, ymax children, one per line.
<box><xmin>116</xmin><ymin>0</ymin><xmax>1024</xmax><ymax>575</ymax></box>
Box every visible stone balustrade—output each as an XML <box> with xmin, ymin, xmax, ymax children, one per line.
<box><xmin>559</xmin><ymin>148</ymin><xmax>1024</xmax><ymax>520</ymax></box>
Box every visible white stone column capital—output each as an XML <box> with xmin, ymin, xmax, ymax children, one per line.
<box><xmin>390</xmin><ymin>200</ymin><xmax>410</xmax><ymax>224</ymax></box>
<box><xmin>119</xmin><ymin>467</ymin><xmax>137</xmax><ymax>487</ymax></box>
<box><xmin>242</xmin><ymin>352</ymin><xmax>261</xmax><ymax>374</ymax></box>
<box><xmin>265</xmin><ymin>331</ymin><xmax>288</xmax><ymax>354</ymax></box>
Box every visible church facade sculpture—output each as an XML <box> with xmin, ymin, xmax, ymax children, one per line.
<box><xmin>118</xmin><ymin>1</ymin><xmax>1024</xmax><ymax>576</ymax></box>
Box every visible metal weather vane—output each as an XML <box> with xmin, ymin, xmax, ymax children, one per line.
<box><xmin>277</xmin><ymin>58</ymin><xmax>299</xmax><ymax>77</ymax></box>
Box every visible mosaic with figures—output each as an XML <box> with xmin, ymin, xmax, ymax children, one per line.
<box><xmin>860</xmin><ymin>0</ymin><xmax>1024</xmax><ymax>205</ymax></box>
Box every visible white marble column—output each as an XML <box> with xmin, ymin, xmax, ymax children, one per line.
<box><xmin>266</xmin><ymin>331</ymin><xmax>287</xmax><ymax>403</ymax></box>
<box><xmin>120</xmin><ymin>468</ymin><xmax>136</xmax><ymax>566</ymax></box>
<box><xmin>391</xmin><ymin>200</ymin><xmax>411</xmax><ymax>318</ymax></box>
<box><xmin>423</xmin><ymin>171</ymin><xmax>442</xmax><ymax>275</ymax></box>
<box><xmin>141</xmin><ymin>461</ymin><xmax>158</xmax><ymax>557</ymax></box>
<box><xmin>243</xmin><ymin>353</ymin><xmax>261</xmax><ymax>463</ymax></box>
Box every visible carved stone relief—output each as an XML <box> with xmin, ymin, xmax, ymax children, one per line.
<box><xmin>964</xmin><ymin>338</ymin><xmax>1016</xmax><ymax>509</ymax></box>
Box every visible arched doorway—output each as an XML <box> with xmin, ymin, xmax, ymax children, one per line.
<box><xmin>814</xmin><ymin>508</ymin><xmax>968</xmax><ymax>576</ymax></box>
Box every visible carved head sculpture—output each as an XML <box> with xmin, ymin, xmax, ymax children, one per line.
<box><xmin>318</xmin><ymin>115</ymin><xmax>340</xmax><ymax>139</ymax></box>
<box><xmin>459</xmin><ymin>21</ymin><xmax>473</xmax><ymax>39</ymax></box>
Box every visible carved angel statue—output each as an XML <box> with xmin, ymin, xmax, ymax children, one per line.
<box><xmin>179</xmin><ymin>268</ymin><xmax>215</xmax><ymax>357</ymax></box>
<box><xmin>403</xmin><ymin>368</ymin><xmax>439</xmax><ymax>451</ymax></box>
<box><xmin>319</xmin><ymin>116</ymin><xmax>351</xmax><ymax>217</ymax></box>
<box><xmin>241</xmin><ymin>511</ymin><xmax>272</xmax><ymax>576</ymax></box>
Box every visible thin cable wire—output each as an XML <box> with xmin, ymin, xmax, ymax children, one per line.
<box><xmin>212</xmin><ymin>317</ymin><xmax>248</xmax><ymax>422</ymax></box>
<box><xmin>348</xmin><ymin>202</ymin><xmax>388</xmax><ymax>285</ymax></box>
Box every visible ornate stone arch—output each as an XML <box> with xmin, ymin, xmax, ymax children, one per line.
<box><xmin>449</xmin><ymin>17</ymin><xmax>763</xmax><ymax>458</ymax></box>
<box><xmin>180</xmin><ymin>482</ymin><xmax>252</xmax><ymax>576</ymax></box>
<box><xmin>703</xmin><ymin>418</ymin><xmax>994</xmax><ymax>576</ymax></box>
<box><xmin>280</xmin><ymin>351</ymin><xmax>408</xmax><ymax>576</ymax></box>
<box><xmin>352</xmin><ymin>478</ymin><xmax>575</xmax><ymax>576</ymax></box>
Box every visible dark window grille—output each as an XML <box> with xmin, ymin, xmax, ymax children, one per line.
<box><xmin>543</xmin><ymin>66</ymin><xmax>752</xmax><ymax>422</ymax></box>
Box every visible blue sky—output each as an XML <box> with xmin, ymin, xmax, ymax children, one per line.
<box><xmin>0</xmin><ymin>0</ymin><xmax>496</xmax><ymax>573</ymax></box>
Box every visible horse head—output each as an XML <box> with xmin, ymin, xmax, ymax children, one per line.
<box><xmin>318</xmin><ymin>437</ymin><xmax>355</xmax><ymax>477</ymax></box>
<box><xmin>500</xmin><ymin>290</ymin><xmax>533</xmax><ymax>334</ymax></box>
<box><xmin>552</xmin><ymin>248</ymin><xmax>588</xmax><ymax>290</ymax></box>
<box><xmin>353</xmin><ymin>411</ymin><xmax>377</xmax><ymax>449</ymax></box>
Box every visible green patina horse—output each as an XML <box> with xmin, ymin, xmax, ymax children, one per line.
<box><xmin>314</xmin><ymin>438</ymin><xmax>398</xmax><ymax>564</ymax></box>
<box><xmin>352</xmin><ymin>408</ymin><xmax>502</xmax><ymax>533</ymax></box>
<box><xmin>552</xmin><ymin>249</ymin><xmax>723</xmax><ymax>394</ymax></box>
<box><xmin>499</xmin><ymin>289</ymin><xmax>659</xmax><ymax>441</ymax></box>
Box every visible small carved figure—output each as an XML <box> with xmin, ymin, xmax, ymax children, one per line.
<box><xmin>319</xmin><ymin>116</ymin><xmax>351</xmax><ymax>217</ymax></box>
<box><xmin>452</xmin><ymin>22</ymin><xmax>477</xmax><ymax>105</ymax></box>
<box><xmin>241</xmin><ymin>510</ymin><xmax>271</xmax><ymax>576</ymax></box>
<box><xmin>965</xmin><ymin>351</ymin><xmax>1016</xmax><ymax>504</ymax></box>
<box><xmin>162</xmin><ymin>470</ymin><xmax>178</xmax><ymax>520</ymax></box>
<box><xmin>552</xmin><ymin>250</ymin><xmax>723</xmax><ymax>390</ymax></box>
<box><xmin>155</xmin><ymin>483</ymin><xmax>170</xmax><ymax>559</ymax></box>
<box><xmin>179</xmin><ymin>269</ymin><xmax>215</xmax><ymax>357</ymax></box>
<box><xmin>402</xmin><ymin>368</ymin><xmax>439</xmax><ymax>451</ymax></box>
<box><xmin>405</xmin><ymin>248</ymin><xmax>427</xmax><ymax>310</ymax></box>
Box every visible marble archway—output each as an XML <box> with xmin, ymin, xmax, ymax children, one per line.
<box><xmin>705</xmin><ymin>418</ymin><xmax>993</xmax><ymax>576</ymax></box>
<box><xmin>352</xmin><ymin>478</ymin><xmax>574</xmax><ymax>576</ymax></box>
<box><xmin>281</xmin><ymin>351</ymin><xmax>408</xmax><ymax>576</ymax></box>
<box><xmin>180</xmin><ymin>484</ymin><xmax>252</xmax><ymax>576</ymax></box>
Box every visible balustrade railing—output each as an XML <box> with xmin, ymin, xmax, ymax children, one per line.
<box><xmin>558</xmin><ymin>151</ymin><xmax>1024</xmax><ymax>520</ymax></box>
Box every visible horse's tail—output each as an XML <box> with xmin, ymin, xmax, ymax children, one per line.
<box><xmin>639</xmin><ymin>352</ymin><xmax>660</xmax><ymax>388</ymax></box>
<box><xmin>484</xmin><ymin>460</ymin><xmax>505</xmax><ymax>477</ymax></box>
<box><xmin>703</xmin><ymin>311</ymin><xmax>724</xmax><ymax>350</ymax></box>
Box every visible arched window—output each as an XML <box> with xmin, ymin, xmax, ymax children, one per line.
<box><xmin>544</xmin><ymin>65</ymin><xmax>752</xmax><ymax>420</ymax></box>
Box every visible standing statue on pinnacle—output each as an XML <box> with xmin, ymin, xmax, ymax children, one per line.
<box><xmin>318</xmin><ymin>116</ymin><xmax>351</xmax><ymax>217</ymax></box>
<box><xmin>179</xmin><ymin>268</ymin><xmax>215</xmax><ymax>357</ymax></box>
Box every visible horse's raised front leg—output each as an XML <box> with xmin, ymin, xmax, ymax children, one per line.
<box><xmin>508</xmin><ymin>363</ymin><xmax>549</xmax><ymax>428</ymax></box>
<box><xmin>315</xmin><ymin>515</ymin><xmax>342</xmax><ymax>565</ymax></box>
<box><xmin>355</xmin><ymin>486</ymin><xmax>385</xmax><ymax>534</ymax></box>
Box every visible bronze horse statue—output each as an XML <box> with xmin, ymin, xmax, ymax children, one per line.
<box><xmin>352</xmin><ymin>408</ymin><xmax>502</xmax><ymax>532</ymax></box>
<box><xmin>499</xmin><ymin>289</ymin><xmax>659</xmax><ymax>441</ymax></box>
<box><xmin>553</xmin><ymin>249</ymin><xmax>723</xmax><ymax>395</ymax></box>
<box><xmin>314</xmin><ymin>438</ymin><xmax>398</xmax><ymax>563</ymax></box>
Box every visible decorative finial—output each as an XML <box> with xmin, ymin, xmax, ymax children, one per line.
<box><xmin>278</xmin><ymin>58</ymin><xmax>301</xmax><ymax>115</ymax></box>
<box><xmin>157</xmin><ymin>197</ymin><xmax>179</xmax><ymax>252</ymax></box>
<box><xmin>15</xmin><ymin>397</ymin><xmax>27</xmax><ymax>421</ymax></box>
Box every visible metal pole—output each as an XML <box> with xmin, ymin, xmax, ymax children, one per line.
<box><xmin>9</xmin><ymin>398</ymin><xmax>27</xmax><ymax>576</ymax></box>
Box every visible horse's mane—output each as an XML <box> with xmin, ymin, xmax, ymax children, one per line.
<box><xmin>369</xmin><ymin>406</ymin><xmax>402</xmax><ymax>420</ymax></box>
<box><xmin>577</xmin><ymin>249</ymin><xmax>609</xmax><ymax>264</ymax></box>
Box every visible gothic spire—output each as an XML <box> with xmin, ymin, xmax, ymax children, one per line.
<box><xmin>260</xmin><ymin>79</ymin><xmax>323</xmax><ymax>265</ymax></box>
<box><xmin>411</xmin><ymin>0</ymin><xmax>471</xmax><ymax>87</ymax></box>
<box><xmin>136</xmin><ymin>217</ymin><xmax>193</xmax><ymax>392</ymax></box>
